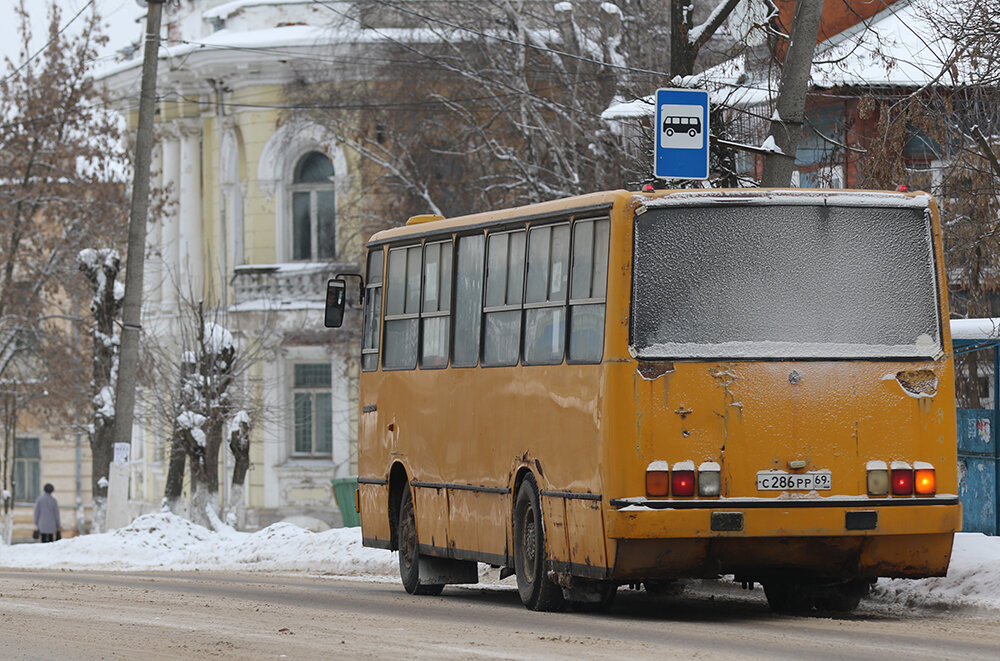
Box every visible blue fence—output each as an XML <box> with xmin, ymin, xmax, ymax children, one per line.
<box><xmin>956</xmin><ymin>408</ymin><xmax>998</xmax><ymax>535</ymax></box>
<box><xmin>954</xmin><ymin>338</ymin><xmax>1000</xmax><ymax>535</ymax></box>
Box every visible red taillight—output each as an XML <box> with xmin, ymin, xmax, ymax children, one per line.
<box><xmin>646</xmin><ymin>470</ymin><xmax>670</xmax><ymax>497</ymax></box>
<box><xmin>915</xmin><ymin>467</ymin><xmax>936</xmax><ymax>495</ymax></box>
<box><xmin>672</xmin><ymin>470</ymin><xmax>695</xmax><ymax>497</ymax></box>
<box><xmin>891</xmin><ymin>468</ymin><xmax>914</xmax><ymax>495</ymax></box>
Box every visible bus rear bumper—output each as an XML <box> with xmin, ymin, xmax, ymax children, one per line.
<box><xmin>604</xmin><ymin>498</ymin><xmax>961</xmax><ymax>580</ymax></box>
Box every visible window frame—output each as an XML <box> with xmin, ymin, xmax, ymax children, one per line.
<box><xmin>361</xmin><ymin>248</ymin><xmax>384</xmax><ymax>373</ymax></box>
<box><xmin>13</xmin><ymin>437</ymin><xmax>41</xmax><ymax>503</ymax></box>
<box><xmin>522</xmin><ymin>221</ymin><xmax>571</xmax><ymax>366</ymax></box>
<box><xmin>382</xmin><ymin>243</ymin><xmax>422</xmax><ymax>371</ymax></box>
<box><xmin>288</xmin><ymin>150</ymin><xmax>337</xmax><ymax>262</ymax></box>
<box><xmin>566</xmin><ymin>216</ymin><xmax>610</xmax><ymax>365</ymax></box>
<box><xmin>419</xmin><ymin>238</ymin><xmax>454</xmax><ymax>370</ymax></box>
<box><xmin>482</xmin><ymin>228</ymin><xmax>527</xmax><ymax>368</ymax></box>
<box><xmin>291</xmin><ymin>363</ymin><xmax>333</xmax><ymax>458</ymax></box>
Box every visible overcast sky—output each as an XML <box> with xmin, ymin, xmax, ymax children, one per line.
<box><xmin>1</xmin><ymin>0</ymin><xmax>145</xmax><ymax>73</ymax></box>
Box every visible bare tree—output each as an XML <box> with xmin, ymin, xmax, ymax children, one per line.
<box><xmin>145</xmin><ymin>299</ymin><xmax>265</xmax><ymax>529</ymax></box>
<box><xmin>0</xmin><ymin>1</ymin><xmax>127</xmax><ymax>537</ymax></box>
<box><xmin>76</xmin><ymin>249</ymin><xmax>124</xmax><ymax>533</ymax></box>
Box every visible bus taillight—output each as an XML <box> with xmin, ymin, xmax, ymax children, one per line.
<box><xmin>672</xmin><ymin>470</ymin><xmax>696</xmax><ymax>497</ymax></box>
<box><xmin>646</xmin><ymin>461</ymin><xmax>670</xmax><ymax>497</ymax></box>
<box><xmin>914</xmin><ymin>462</ymin><xmax>936</xmax><ymax>496</ymax></box>
<box><xmin>891</xmin><ymin>462</ymin><xmax>914</xmax><ymax>495</ymax></box>
<box><xmin>866</xmin><ymin>460</ymin><xmax>889</xmax><ymax>496</ymax></box>
<box><xmin>698</xmin><ymin>462</ymin><xmax>721</xmax><ymax>497</ymax></box>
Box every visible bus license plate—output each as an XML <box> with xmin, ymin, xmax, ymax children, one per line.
<box><xmin>756</xmin><ymin>471</ymin><xmax>832</xmax><ymax>491</ymax></box>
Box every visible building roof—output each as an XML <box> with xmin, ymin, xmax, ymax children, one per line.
<box><xmin>603</xmin><ymin>0</ymin><xmax>966</xmax><ymax>120</ymax></box>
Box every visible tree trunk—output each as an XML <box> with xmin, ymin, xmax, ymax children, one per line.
<box><xmin>163</xmin><ymin>431</ymin><xmax>186</xmax><ymax>514</ymax></box>
<box><xmin>89</xmin><ymin>423</ymin><xmax>114</xmax><ymax>533</ymax></box>
<box><xmin>761</xmin><ymin>0</ymin><xmax>827</xmax><ymax>187</ymax></box>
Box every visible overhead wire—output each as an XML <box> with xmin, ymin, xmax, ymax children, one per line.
<box><xmin>1</xmin><ymin>0</ymin><xmax>97</xmax><ymax>84</ymax></box>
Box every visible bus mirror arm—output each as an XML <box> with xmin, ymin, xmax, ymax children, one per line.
<box><xmin>336</xmin><ymin>272</ymin><xmax>365</xmax><ymax>305</ymax></box>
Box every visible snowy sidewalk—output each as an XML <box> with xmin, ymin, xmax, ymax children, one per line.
<box><xmin>1</xmin><ymin>512</ymin><xmax>998</xmax><ymax>611</ymax></box>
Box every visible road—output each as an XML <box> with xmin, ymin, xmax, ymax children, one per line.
<box><xmin>0</xmin><ymin>569</ymin><xmax>998</xmax><ymax>660</ymax></box>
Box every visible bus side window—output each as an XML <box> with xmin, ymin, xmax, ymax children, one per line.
<box><xmin>383</xmin><ymin>244</ymin><xmax>421</xmax><ymax>370</ymax></box>
<box><xmin>483</xmin><ymin>229</ymin><xmax>525</xmax><ymax>366</ymax></box>
<box><xmin>568</xmin><ymin>218</ymin><xmax>609</xmax><ymax>363</ymax></box>
<box><xmin>453</xmin><ymin>234</ymin><xmax>485</xmax><ymax>367</ymax></box>
<box><xmin>524</xmin><ymin>223</ymin><xmax>569</xmax><ymax>365</ymax></box>
<box><xmin>420</xmin><ymin>240</ymin><xmax>452</xmax><ymax>368</ymax></box>
<box><xmin>361</xmin><ymin>248</ymin><xmax>384</xmax><ymax>372</ymax></box>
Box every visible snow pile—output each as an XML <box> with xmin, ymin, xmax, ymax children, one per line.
<box><xmin>869</xmin><ymin>533</ymin><xmax>1000</xmax><ymax>611</ymax></box>
<box><xmin>0</xmin><ymin>512</ymin><xmax>396</xmax><ymax>576</ymax></box>
<box><xmin>2</xmin><ymin>514</ymin><xmax>999</xmax><ymax>612</ymax></box>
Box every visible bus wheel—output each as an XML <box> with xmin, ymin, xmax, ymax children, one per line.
<box><xmin>763</xmin><ymin>581</ymin><xmax>813</xmax><ymax>614</ymax></box>
<box><xmin>688</xmin><ymin>128</ymin><xmax>697</xmax><ymax>137</ymax></box>
<box><xmin>397</xmin><ymin>485</ymin><xmax>444</xmax><ymax>596</ymax></box>
<box><xmin>814</xmin><ymin>579</ymin><xmax>869</xmax><ymax>613</ymax></box>
<box><xmin>513</xmin><ymin>476</ymin><xmax>565</xmax><ymax>611</ymax></box>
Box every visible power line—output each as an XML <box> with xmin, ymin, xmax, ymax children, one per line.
<box><xmin>1</xmin><ymin>0</ymin><xmax>97</xmax><ymax>85</ymax></box>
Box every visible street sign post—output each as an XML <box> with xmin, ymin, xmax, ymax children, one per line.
<box><xmin>654</xmin><ymin>88</ymin><xmax>710</xmax><ymax>180</ymax></box>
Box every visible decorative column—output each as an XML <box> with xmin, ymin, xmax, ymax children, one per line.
<box><xmin>178</xmin><ymin>120</ymin><xmax>203</xmax><ymax>300</ymax></box>
<box><xmin>160</xmin><ymin>124</ymin><xmax>180</xmax><ymax>309</ymax></box>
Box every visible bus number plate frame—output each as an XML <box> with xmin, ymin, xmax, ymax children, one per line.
<box><xmin>756</xmin><ymin>471</ymin><xmax>832</xmax><ymax>491</ymax></box>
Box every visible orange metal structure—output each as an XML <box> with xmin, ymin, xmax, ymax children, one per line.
<box><xmin>343</xmin><ymin>188</ymin><xmax>960</xmax><ymax>612</ymax></box>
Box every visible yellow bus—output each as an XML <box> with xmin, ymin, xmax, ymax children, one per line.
<box><xmin>325</xmin><ymin>188</ymin><xmax>960</xmax><ymax>613</ymax></box>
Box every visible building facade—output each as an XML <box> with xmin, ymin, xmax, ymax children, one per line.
<box><xmin>100</xmin><ymin>0</ymin><xmax>393</xmax><ymax>529</ymax></box>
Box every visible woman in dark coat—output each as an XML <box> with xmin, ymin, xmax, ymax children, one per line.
<box><xmin>33</xmin><ymin>483</ymin><xmax>61</xmax><ymax>543</ymax></box>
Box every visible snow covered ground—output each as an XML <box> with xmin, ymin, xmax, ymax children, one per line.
<box><xmin>1</xmin><ymin>512</ymin><xmax>998</xmax><ymax>612</ymax></box>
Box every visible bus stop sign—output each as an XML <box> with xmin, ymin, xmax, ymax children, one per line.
<box><xmin>654</xmin><ymin>88</ymin><xmax>710</xmax><ymax>180</ymax></box>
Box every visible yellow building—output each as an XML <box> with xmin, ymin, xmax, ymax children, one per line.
<box><xmin>99</xmin><ymin>0</ymin><xmax>403</xmax><ymax>529</ymax></box>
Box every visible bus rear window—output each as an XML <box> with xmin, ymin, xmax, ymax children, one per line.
<box><xmin>632</xmin><ymin>203</ymin><xmax>940</xmax><ymax>360</ymax></box>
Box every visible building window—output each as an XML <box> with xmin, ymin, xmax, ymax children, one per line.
<box><xmin>14</xmin><ymin>437</ymin><xmax>40</xmax><ymax>502</ymax></box>
<box><xmin>290</xmin><ymin>151</ymin><xmax>336</xmax><ymax>261</ymax></box>
<box><xmin>292</xmin><ymin>364</ymin><xmax>333</xmax><ymax>456</ymax></box>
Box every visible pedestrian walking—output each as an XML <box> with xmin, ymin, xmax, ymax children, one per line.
<box><xmin>33</xmin><ymin>483</ymin><xmax>61</xmax><ymax>543</ymax></box>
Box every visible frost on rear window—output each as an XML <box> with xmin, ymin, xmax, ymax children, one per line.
<box><xmin>631</xmin><ymin>203</ymin><xmax>940</xmax><ymax>359</ymax></box>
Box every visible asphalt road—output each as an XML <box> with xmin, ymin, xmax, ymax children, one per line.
<box><xmin>0</xmin><ymin>569</ymin><xmax>997</xmax><ymax>660</ymax></box>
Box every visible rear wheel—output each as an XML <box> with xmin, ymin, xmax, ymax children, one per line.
<box><xmin>814</xmin><ymin>580</ymin><xmax>869</xmax><ymax>613</ymax></box>
<box><xmin>513</xmin><ymin>476</ymin><xmax>564</xmax><ymax>611</ymax></box>
<box><xmin>398</xmin><ymin>485</ymin><xmax>444</xmax><ymax>596</ymax></box>
<box><xmin>763</xmin><ymin>581</ymin><xmax>813</xmax><ymax>614</ymax></box>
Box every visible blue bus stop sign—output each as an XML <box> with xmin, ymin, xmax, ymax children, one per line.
<box><xmin>654</xmin><ymin>88</ymin><xmax>710</xmax><ymax>180</ymax></box>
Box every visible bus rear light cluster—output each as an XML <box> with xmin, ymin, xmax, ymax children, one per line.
<box><xmin>645</xmin><ymin>461</ymin><xmax>721</xmax><ymax>498</ymax></box>
<box><xmin>866</xmin><ymin>460</ymin><xmax>935</xmax><ymax>497</ymax></box>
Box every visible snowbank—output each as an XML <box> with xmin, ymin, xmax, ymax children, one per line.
<box><xmin>2</xmin><ymin>513</ymin><xmax>999</xmax><ymax>612</ymax></box>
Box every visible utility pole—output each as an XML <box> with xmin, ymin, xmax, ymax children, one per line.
<box><xmin>760</xmin><ymin>0</ymin><xmax>826</xmax><ymax>187</ymax></box>
<box><xmin>111</xmin><ymin>3</ymin><xmax>164</xmax><ymax>475</ymax></box>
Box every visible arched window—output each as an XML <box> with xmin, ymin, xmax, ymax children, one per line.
<box><xmin>290</xmin><ymin>151</ymin><xmax>336</xmax><ymax>261</ymax></box>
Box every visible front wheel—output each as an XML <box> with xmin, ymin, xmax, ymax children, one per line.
<box><xmin>513</xmin><ymin>476</ymin><xmax>564</xmax><ymax>611</ymax></box>
<box><xmin>398</xmin><ymin>485</ymin><xmax>444</xmax><ymax>596</ymax></box>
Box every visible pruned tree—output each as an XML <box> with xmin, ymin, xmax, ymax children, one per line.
<box><xmin>145</xmin><ymin>299</ymin><xmax>265</xmax><ymax>529</ymax></box>
<box><xmin>76</xmin><ymin>249</ymin><xmax>124</xmax><ymax>533</ymax></box>
<box><xmin>0</xmin><ymin>0</ymin><xmax>127</xmax><ymax>538</ymax></box>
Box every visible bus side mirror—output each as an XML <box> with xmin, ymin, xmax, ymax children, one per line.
<box><xmin>325</xmin><ymin>278</ymin><xmax>347</xmax><ymax>328</ymax></box>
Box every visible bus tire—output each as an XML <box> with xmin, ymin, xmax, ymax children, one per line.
<box><xmin>763</xmin><ymin>580</ymin><xmax>813</xmax><ymax>614</ymax></box>
<box><xmin>688</xmin><ymin>128</ymin><xmax>697</xmax><ymax>137</ymax></box>
<box><xmin>814</xmin><ymin>579</ymin><xmax>868</xmax><ymax>613</ymax></box>
<box><xmin>513</xmin><ymin>476</ymin><xmax>565</xmax><ymax>611</ymax></box>
<box><xmin>397</xmin><ymin>485</ymin><xmax>444</xmax><ymax>596</ymax></box>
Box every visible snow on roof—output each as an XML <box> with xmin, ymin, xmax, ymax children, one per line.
<box><xmin>203</xmin><ymin>0</ymin><xmax>312</xmax><ymax>21</ymax></box>
<box><xmin>602</xmin><ymin>0</ymin><xmax>963</xmax><ymax>121</ymax></box>
<box><xmin>951</xmin><ymin>318</ymin><xmax>1000</xmax><ymax>341</ymax></box>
